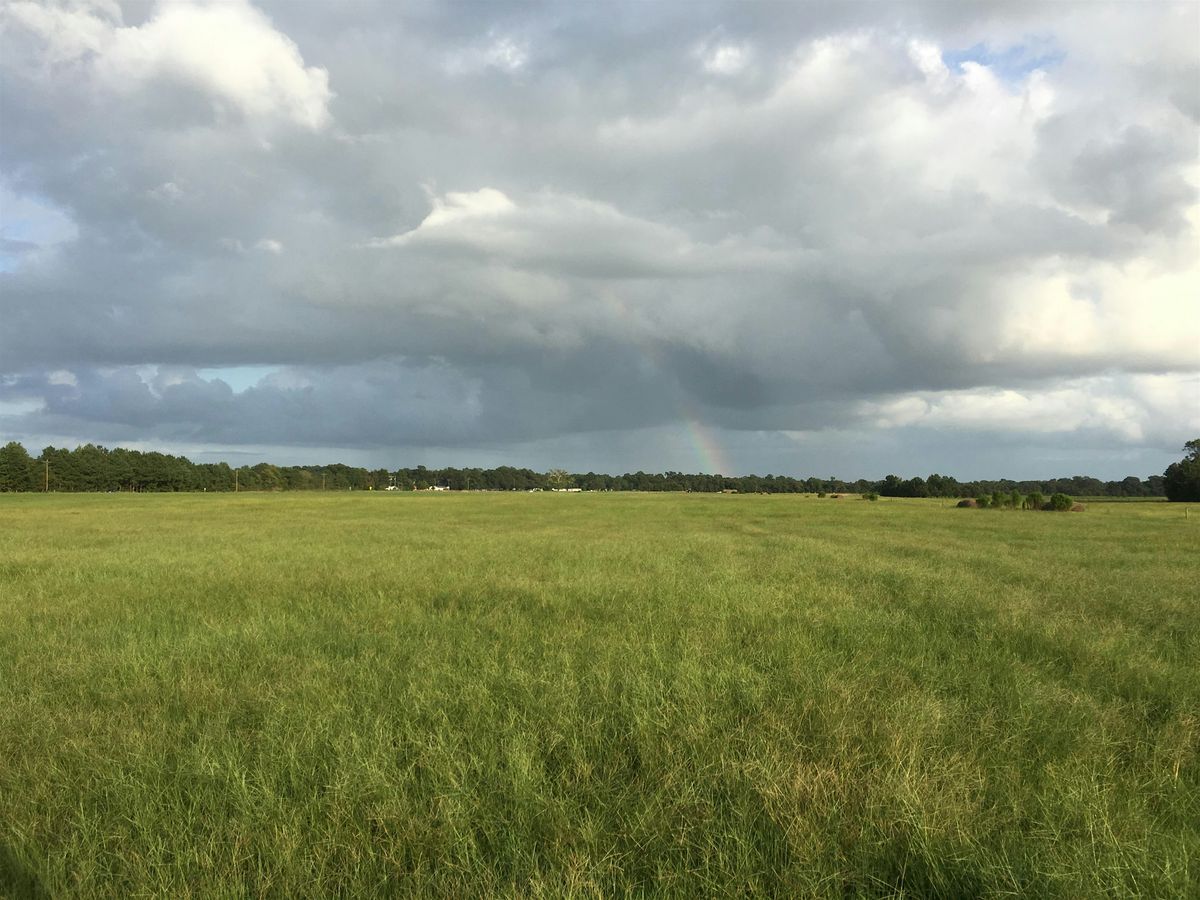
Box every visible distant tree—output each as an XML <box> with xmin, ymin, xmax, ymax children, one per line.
<box><xmin>206</xmin><ymin>462</ymin><xmax>234</xmax><ymax>492</ymax></box>
<box><xmin>0</xmin><ymin>442</ymin><xmax>35</xmax><ymax>491</ymax></box>
<box><xmin>75</xmin><ymin>444</ymin><xmax>110</xmax><ymax>492</ymax></box>
<box><xmin>40</xmin><ymin>446</ymin><xmax>74</xmax><ymax>491</ymax></box>
<box><xmin>1118</xmin><ymin>475</ymin><xmax>1144</xmax><ymax>497</ymax></box>
<box><xmin>1025</xmin><ymin>491</ymin><xmax>1045</xmax><ymax>511</ymax></box>
<box><xmin>1163</xmin><ymin>439</ymin><xmax>1200</xmax><ymax>502</ymax></box>
<box><xmin>0</xmin><ymin>437</ymin><xmax>1183</xmax><ymax>499</ymax></box>
<box><xmin>252</xmin><ymin>463</ymin><xmax>283</xmax><ymax>491</ymax></box>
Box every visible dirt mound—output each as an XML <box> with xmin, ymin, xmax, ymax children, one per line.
<box><xmin>956</xmin><ymin>498</ymin><xmax>978</xmax><ymax>508</ymax></box>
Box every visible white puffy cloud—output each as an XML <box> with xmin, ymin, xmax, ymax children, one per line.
<box><xmin>445</xmin><ymin>32</ymin><xmax>530</xmax><ymax>75</ymax></box>
<box><xmin>697</xmin><ymin>37</ymin><xmax>751</xmax><ymax>76</ymax></box>
<box><xmin>862</xmin><ymin>373</ymin><xmax>1200</xmax><ymax>445</ymax></box>
<box><xmin>4</xmin><ymin>0</ymin><xmax>332</xmax><ymax>129</ymax></box>
<box><xmin>0</xmin><ymin>0</ymin><xmax>118</xmax><ymax>64</ymax></box>
<box><xmin>369</xmin><ymin>187</ymin><xmax>797</xmax><ymax>278</ymax></box>
<box><xmin>989</xmin><ymin>257</ymin><xmax>1200</xmax><ymax>368</ymax></box>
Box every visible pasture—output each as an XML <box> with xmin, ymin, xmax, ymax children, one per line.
<box><xmin>1</xmin><ymin>493</ymin><xmax>1196</xmax><ymax>897</ymax></box>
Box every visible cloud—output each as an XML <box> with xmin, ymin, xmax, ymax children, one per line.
<box><xmin>0</xmin><ymin>362</ymin><xmax>483</xmax><ymax>447</ymax></box>
<box><xmin>445</xmin><ymin>32</ymin><xmax>530</xmax><ymax>75</ymax></box>
<box><xmin>1</xmin><ymin>0</ymin><xmax>1197</xmax><ymax>478</ymax></box>
<box><xmin>696</xmin><ymin>35</ymin><xmax>751</xmax><ymax>76</ymax></box>
<box><xmin>368</xmin><ymin>187</ymin><xmax>798</xmax><ymax>277</ymax></box>
<box><xmin>861</xmin><ymin>373</ymin><xmax>1200</xmax><ymax>445</ymax></box>
<box><xmin>4</xmin><ymin>0</ymin><xmax>332</xmax><ymax>129</ymax></box>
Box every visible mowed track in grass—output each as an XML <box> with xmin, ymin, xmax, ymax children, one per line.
<box><xmin>1</xmin><ymin>493</ymin><xmax>1196</xmax><ymax>897</ymax></box>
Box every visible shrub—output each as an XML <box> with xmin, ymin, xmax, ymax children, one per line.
<box><xmin>1049</xmin><ymin>492</ymin><xmax>1073</xmax><ymax>511</ymax></box>
<box><xmin>975</xmin><ymin>495</ymin><xmax>991</xmax><ymax>508</ymax></box>
<box><xmin>992</xmin><ymin>491</ymin><xmax>1007</xmax><ymax>508</ymax></box>
<box><xmin>817</xmin><ymin>491</ymin><xmax>826</xmax><ymax>498</ymax></box>
<box><xmin>864</xmin><ymin>492</ymin><xmax>879</xmax><ymax>501</ymax></box>
<box><xmin>1010</xmin><ymin>489</ymin><xmax>1023</xmax><ymax>509</ymax></box>
<box><xmin>1025</xmin><ymin>491</ymin><xmax>1045</xmax><ymax>510</ymax></box>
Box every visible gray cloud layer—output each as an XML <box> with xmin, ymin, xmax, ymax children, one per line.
<box><xmin>1</xmin><ymin>0</ymin><xmax>1197</xmax><ymax>477</ymax></box>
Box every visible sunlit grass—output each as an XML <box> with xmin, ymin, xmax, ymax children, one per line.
<box><xmin>1</xmin><ymin>493</ymin><xmax>1196</xmax><ymax>897</ymax></box>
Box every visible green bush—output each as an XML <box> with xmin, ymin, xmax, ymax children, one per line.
<box><xmin>864</xmin><ymin>492</ymin><xmax>879</xmax><ymax>501</ymax></box>
<box><xmin>1049</xmin><ymin>493</ymin><xmax>1073</xmax><ymax>511</ymax></box>
<box><xmin>976</xmin><ymin>495</ymin><xmax>991</xmax><ymax>508</ymax></box>
<box><xmin>817</xmin><ymin>491</ymin><xmax>826</xmax><ymax>498</ymax></box>
<box><xmin>992</xmin><ymin>490</ymin><xmax>1007</xmax><ymax>508</ymax></box>
<box><xmin>1025</xmin><ymin>491</ymin><xmax>1045</xmax><ymax>510</ymax></box>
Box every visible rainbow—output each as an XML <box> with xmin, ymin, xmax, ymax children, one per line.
<box><xmin>605</xmin><ymin>295</ymin><xmax>730</xmax><ymax>476</ymax></box>
<box><xmin>682</xmin><ymin>413</ymin><xmax>732</xmax><ymax>476</ymax></box>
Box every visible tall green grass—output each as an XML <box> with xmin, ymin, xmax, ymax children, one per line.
<box><xmin>1</xmin><ymin>494</ymin><xmax>1196</xmax><ymax>897</ymax></box>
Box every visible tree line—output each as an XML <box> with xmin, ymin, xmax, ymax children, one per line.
<box><xmin>2</xmin><ymin>439</ymin><xmax>1194</xmax><ymax>498</ymax></box>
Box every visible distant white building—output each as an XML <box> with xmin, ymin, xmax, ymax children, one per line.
<box><xmin>430</xmin><ymin>484</ymin><xmax>450</xmax><ymax>491</ymax></box>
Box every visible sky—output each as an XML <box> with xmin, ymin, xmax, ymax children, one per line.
<box><xmin>1</xmin><ymin>0</ymin><xmax>1197</xmax><ymax>480</ymax></box>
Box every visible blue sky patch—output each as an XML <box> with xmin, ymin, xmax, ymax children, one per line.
<box><xmin>196</xmin><ymin>366</ymin><xmax>278</xmax><ymax>393</ymax></box>
<box><xmin>0</xmin><ymin>186</ymin><xmax>78</xmax><ymax>272</ymax></box>
<box><xmin>942</xmin><ymin>40</ymin><xmax>1064</xmax><ymax>84</ymax></box>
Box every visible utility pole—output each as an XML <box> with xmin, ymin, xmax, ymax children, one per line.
<box><xmin>235</xmin><ymin>469</ymin><xmax>239</xmax><ymax>493</ymax></box>
<box><xmin>44</xmin><ymin>459</ymin><xmax>49</xmax><ymax>492</ymax></box>
<box><xmin>322</xmin><ymin>473</ymin><xmax>326</xmax><ymax>491</ymax></box>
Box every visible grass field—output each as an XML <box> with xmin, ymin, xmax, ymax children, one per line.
<box><xmin>1</xmin><ymin>493</ymin><xmax>1196</xmax><ymax>897</ymax></box>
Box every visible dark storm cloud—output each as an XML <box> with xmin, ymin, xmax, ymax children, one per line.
<box><xmin>1</xmin><ymin>0</ymin><xmax>1197</xmax><ymax>477</ymax></box>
